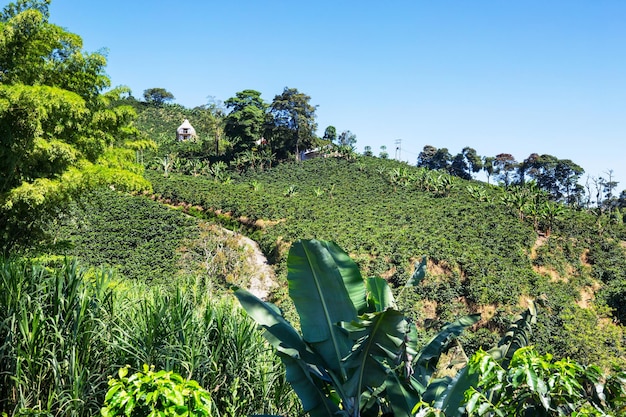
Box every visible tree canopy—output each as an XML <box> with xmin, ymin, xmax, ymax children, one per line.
<box><xmin>143</xmin><ymin>87</ymin><xmax>175</xmax><ymax>105</ymax></box>
<box><xmin>224</xmin><ymin>89</ymin><xmax>268</xmax><ymax>155</ymax></box>
<box><xmin>322</xmin><ymin>125</ymin><xmax>337</xmax><ymax>142</ymax></box>
<box><xmin>0</xmin><ymin>0</ymin><xmax>151</xmax><ymax>250</ymax></box>
<box><xmin>267</xmin><ymin>87</ymin><xmax>318</xmax><ymax>160</ymax></box>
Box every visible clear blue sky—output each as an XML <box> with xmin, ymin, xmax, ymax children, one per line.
<box><xmin>14</xmin><ymin>1</ymin><xmax>626</xmax><ymax>188</ymax></box>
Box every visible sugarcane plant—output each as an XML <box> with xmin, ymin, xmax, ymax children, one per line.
<box><xmin>234</xmin><ymin>239</ymin><xmax>481</xmax><ymax>417</ymax></box>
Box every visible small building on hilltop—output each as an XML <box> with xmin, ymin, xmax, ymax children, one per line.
<box><xmin>176</xmin><ymin>119</ymin><xmax>197</xmax><ymax>141</ymax></box>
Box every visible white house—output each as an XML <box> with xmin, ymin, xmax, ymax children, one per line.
<box><xmin>176</xmin><ymin>119</ymin><xmax>197</xmax><ymax>141</ymax></box>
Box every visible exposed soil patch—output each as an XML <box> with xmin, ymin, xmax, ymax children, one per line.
<box><xmin>577</xmin><ymin>281</ymin><xmax>602</xmax><ymax>309</ymax></box>
<box><xmin>427</xmin><ymin>259</ymin><xmax>453</xmax><ymax>277</ymax></box>
<box><xmin>535</xmin><ymin>265</ymin><xmax>567</xmax><ymax>282</ymax></box>
<box><xmin>529</xmin><ymin>235</ymin><xmax>548</xmax><ymax>259</ymax></box>
<box><xmin>227</xmin><ymin>229</ymin><xmax>277</xmax><ymax>300</ymax></box>
<box><xmin>419</xmin><ymin>299</ymin><xmax>438</xmax><ymax>321</ymax></box>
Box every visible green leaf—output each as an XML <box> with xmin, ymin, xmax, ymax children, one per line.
<box><xmin>428</xmin><ymin>368</ymin><xmax>479</xmax><ymax>416</ymax></box>
<box><xmin>123</xmin><ymin>395</ymin><xmax>136</xmax><ymax>416</ymax></box>
<box><xmin>235</xmin><ymin>286</ymin><xmax>339</xmax><ymax>414</ymax></box>
<box><xmin>280</xmin><ymin>353</ymin><xmax>341</xmax><ymax>417</ymax></box>
<box><xmin>464</xmin><ymin>389</ymin><xmax>481</xmax><ymax>414</ymax></box>
<box><xmin>233</xmin><ymin>287</ymin><xmax>321</xmax><ymax>366</ymax></box>
<box><xmin>342</xmin><ymin>309</ymin><xmax>409</xmax><ymax>399</ymax></box>
<box><xmin>488</xmin><ymin>300</ymin><xmax>536</xmax><ymax>366</ymax></box>
<box><xmin>385</xmin><ymin>369</ymin><xmax>421</xmax><ymax>417</ymax></box>
<box><xmin>366</xmin><ymin>276</ymin><xmax>396</xmax><ymax>312</ymax></box>
<box><xmin>287</xmin><ymin>239</ymin><xmax>359</xmax><ymax>378</ymax></box>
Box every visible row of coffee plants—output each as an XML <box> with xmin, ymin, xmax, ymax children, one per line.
<box><xmin>45</xmin><ymin>189</ymin><xmax>198</xmax><ymax>282</ymax></box>
<box><xmin>146</xmin><ymin>157</ymin><xmax>626</xmax><ymax>368</ymax></box>
<box><xmin>466</xmin><ymin>179</ymin><xmax>626</xmax><ymax>326</ymax></box>
<box><xmin>0</xmin><ymin>257</ymin><xmax>299</xmax><ymax>416</ymax></box>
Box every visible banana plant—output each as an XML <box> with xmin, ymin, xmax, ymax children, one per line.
<box><xmin>234</xmin><ymin>239</ymin><xmax>479</xmax><ymax>417</ymax></box>
<box><xmin>423</xmin><ymin>300</ymin><xmax>538</xmax><ymax>416</ymax></box>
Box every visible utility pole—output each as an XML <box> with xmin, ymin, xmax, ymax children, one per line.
<box><xmin>394</xmin><ymin>139</ymin><xmax>402</xmax><ymax>160</ymax></box>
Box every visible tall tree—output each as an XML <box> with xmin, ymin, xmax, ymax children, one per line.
<box><xmin>0</xmin><ymin>0</ymin><xmax>151</xmax><ymax>249</ymax></box>
<box><xmin>322</xmin><ymin>125</ymin><xmax>337</xmax><ymax>142</ymax></box>
<box><xmin>600</xmin><ymin>170</ymin><xmax>619</xmax><ymax>213</ymax></box>
<box><xmin>554</xmin><ymin>159</ymin><xmax>584</xmax><ymax>204</ymax></box>
<box><xmin>337</xmin><ymin>130</ymin><xmax>357</xmax><ymax>147</ymax></box>
<box><xmin>417</xmin><ymin>145</ymin><xmax>437</xmax><ymax>168</ymax></box>
<box><xmin>267</xmin><ymin>87</ymin><xmax>318</xmax><ymax>160</ymax></box>
<box><xmin>493</xmin><ymin>153</ymin><xmax>517</xmax><ymax>186</ymax></box>
<box><xmin>224</xmin><ymin>89</ymin><xmax>267</xmax><ymax>155</ymax></box>
<box><xmin>483</xmin><ymin>156</ymin><xmax>495</xmax><ymax>184</ymax></box>
<box><xmin>417</xmin><ymin>145</ymin><xmax>451</xmax><ymax>171</ymax></box>
<box><xmin>517</xmin><ymin>153</ymin><xmax>539</xmax><ymax>185</ymax></box>
<box><xmin>449</xmin><ymin>147</ymin><xmax>483</xmax><ymax>180</ymax></box>
<box><xmin>522</xmin><ymin>154</ymin><xmax>584</xmax><ymax>203</ymax></box>
<box><xmin>143</xmin><ymin>87</ymin><xmax>175</xmax><ymax>106</ymax></box>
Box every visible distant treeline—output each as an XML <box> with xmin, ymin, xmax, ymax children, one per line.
<box><xmin>413</xmin><ymin>145</ymin><xmax>621</xmax><ymax>211</ymax></box>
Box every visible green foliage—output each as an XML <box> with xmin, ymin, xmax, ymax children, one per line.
<box><xmin>129</xmin><ymin>99</ymin><xmax>235</xmax><ymax>176</ymax></box>
<box><xmin>50</xmin><ymin>188</ymin><xmax>197</xmax><ymax>281</ymax></box>
<box><xmin>224</xmin><ymin>89</ymin><xmax>268</xmax><ymax>156</ymax></box>
<box><xmin>0</xmin><ymin>2</ymin><xmax>151</xmax><ymax>250</ymax></box>
<box><xmin>101</xmin><ymin>365</ymin><xmax>215</xmax><ymax>417</ymax></box>
<box><xmin>423</xmin><ymin>301</ymin><xmax>539</xmax><ymax>415</ymax></box>
<box><xmin>0</xmin><ymin>256</ymin><xmax>299</xmax><ymax>417</ymax></box>
<box><xmin>149</xmin><ymin>158</ymin><xmax>536</xmax><ymax>306</ymax></box>
<box><xmin>235</xmin><ymin>239</ymin><xmax>480</xmax><ymax>417</ymax></box>
<box><xmin>176</xmin><ymin>222</ymin><xmax>261</xmax><ymax>294</ymax></box>
<box><xmin>464</xmin><ymin>347</ymin><xmax>626</xmax><ymax>416</ymax></box>
<box><xmin>142</xmin><ymin>87</ymin><xmax>175</xmax><ymax>106</ymax></box>
<box><xmin>0</xmin><ymin>257</ymin><xmax>114</xmax><ymax>416</ymax></box>
<box><xmin>267</xmin><ymin>87</ymin><xmax>318</xmax><ymax>160</ymax></box>
<box><xmin>147</xmin><ymin>155</ymin><xmax>626</xmax><ymax>366</ymax></box>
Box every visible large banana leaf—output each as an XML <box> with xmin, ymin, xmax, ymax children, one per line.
<box><xmin>234</xmin><ymin>287</ymin><xmax>339</xmax><ymax>416</ymax></box>
<box><xmin>234</xmin><ymin>287</ymin><xmax>325</xmax><ymax>366</ymax></box>
<box><xmin>341</xmin><ymin>309</ymin><xmax>410</xmax><ymax>400</ymax></box>
<box><xmin>280</xmin><ymin>354</ymin><xmax>343</xmax><ymax>417</ymax></box>
<box><xmin>487</xmin><ymin>300</ymin><xmax>536</xmax><ymax>366</ymax></box>
<box><xmin>287</xmin><ymin>239</ymin><xmax>362</xmax><ymax>379</ymax></box>
<box><xmin>427</xmin><ymin>368</ymin><xmax>476</xmax><ymax>416</ymax></box>
<box><xmin>385</xmin><ymin>369</ymin><xmax>422</xmax><ymax>417</ymax></box>
<box><xmin>366</xmin><ymin>276</ymin><xmax>396</xmax><ymax>312</ymax></box>
<box><xmin>406</xmin><ymin>256</ymin><xmax>427</xmax><ymax>287</ymax></box>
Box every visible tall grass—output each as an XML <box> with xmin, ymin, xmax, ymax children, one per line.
<box><xmin>0</xmin><ymin>258</ymin><xmax>299</xmax><ymax>416</ymax></box>
<box><xmin>0</xmin><ymin>258</ymin><xmax>113</xmax><ymax>416</ymax></box>
<box><xmin>111</xmin><ymin>283</ymin><xmax>299</xmax><ymax>416</ymax></box>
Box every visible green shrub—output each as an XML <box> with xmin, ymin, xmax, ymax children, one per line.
<box><xmin>0</xmin><ymin>257</ymin><xmax>299</xmax><ymax>417</ymax></box>
<box><xmin>0</xmin><ymin>258</ymin><xmax>114</xmax><ymax>416</ymax></box>
<box><xmin>464</xmin><ymin>347</ymin><xmax>626</xmax><ymax>416</ymax></box>
<box><xmin>50</xmin><ymin>188</ymin><xmax>198</xmax><ymax>282</ymax></box>
<box><xmin>101</xmin><ymin>365</ymin><xmax>215</xmax><ymax>417</ymax></box>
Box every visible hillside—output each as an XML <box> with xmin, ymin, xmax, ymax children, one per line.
<box><xmin>4</xmin><ymin>2</ymin><xmax>624</xmax><ymax>414</ymax></box>
<box><xmin>50</xmin><ymin>154</ymin><xmax>626</xmax><ymax>369</ymax></box>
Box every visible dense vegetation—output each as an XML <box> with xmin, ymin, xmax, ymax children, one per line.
<box><xmin>0</xmin><ymin>257</ymin><xmax>299</xmax><ymax>416</ymax></box>
<box><xmin>237</xmin><ymin>240</ymin><xmax>626</xmax><ymax>417</ymax></box>
<box><xmin>144</xmin><ymin>157</ymin><xmax>626</xmax><ymax>370</ymax></box>
<box><xmin>0</xmin><ymin>0</ymin><xmax>153</xmax><ymax>250</ymax></box>
<box><xmin>50</xmin><ymin>189</ymin><xmax>198</xmax><ymax>281</ymax></box>
<box><xmin>2</xmin><ymin>1</ymin><xmax>626</xmax><ymax>416</ymax></box>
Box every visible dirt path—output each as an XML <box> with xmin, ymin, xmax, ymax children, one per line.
<box><xmin>233</xmin><ymin>232</ymin><xmax>277</xmax><ymax>300</ymax></box>
<box><xmin>167</xmin><ymin>198</ymin><xmax>278</xmax><ymax>300</ymax></box>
